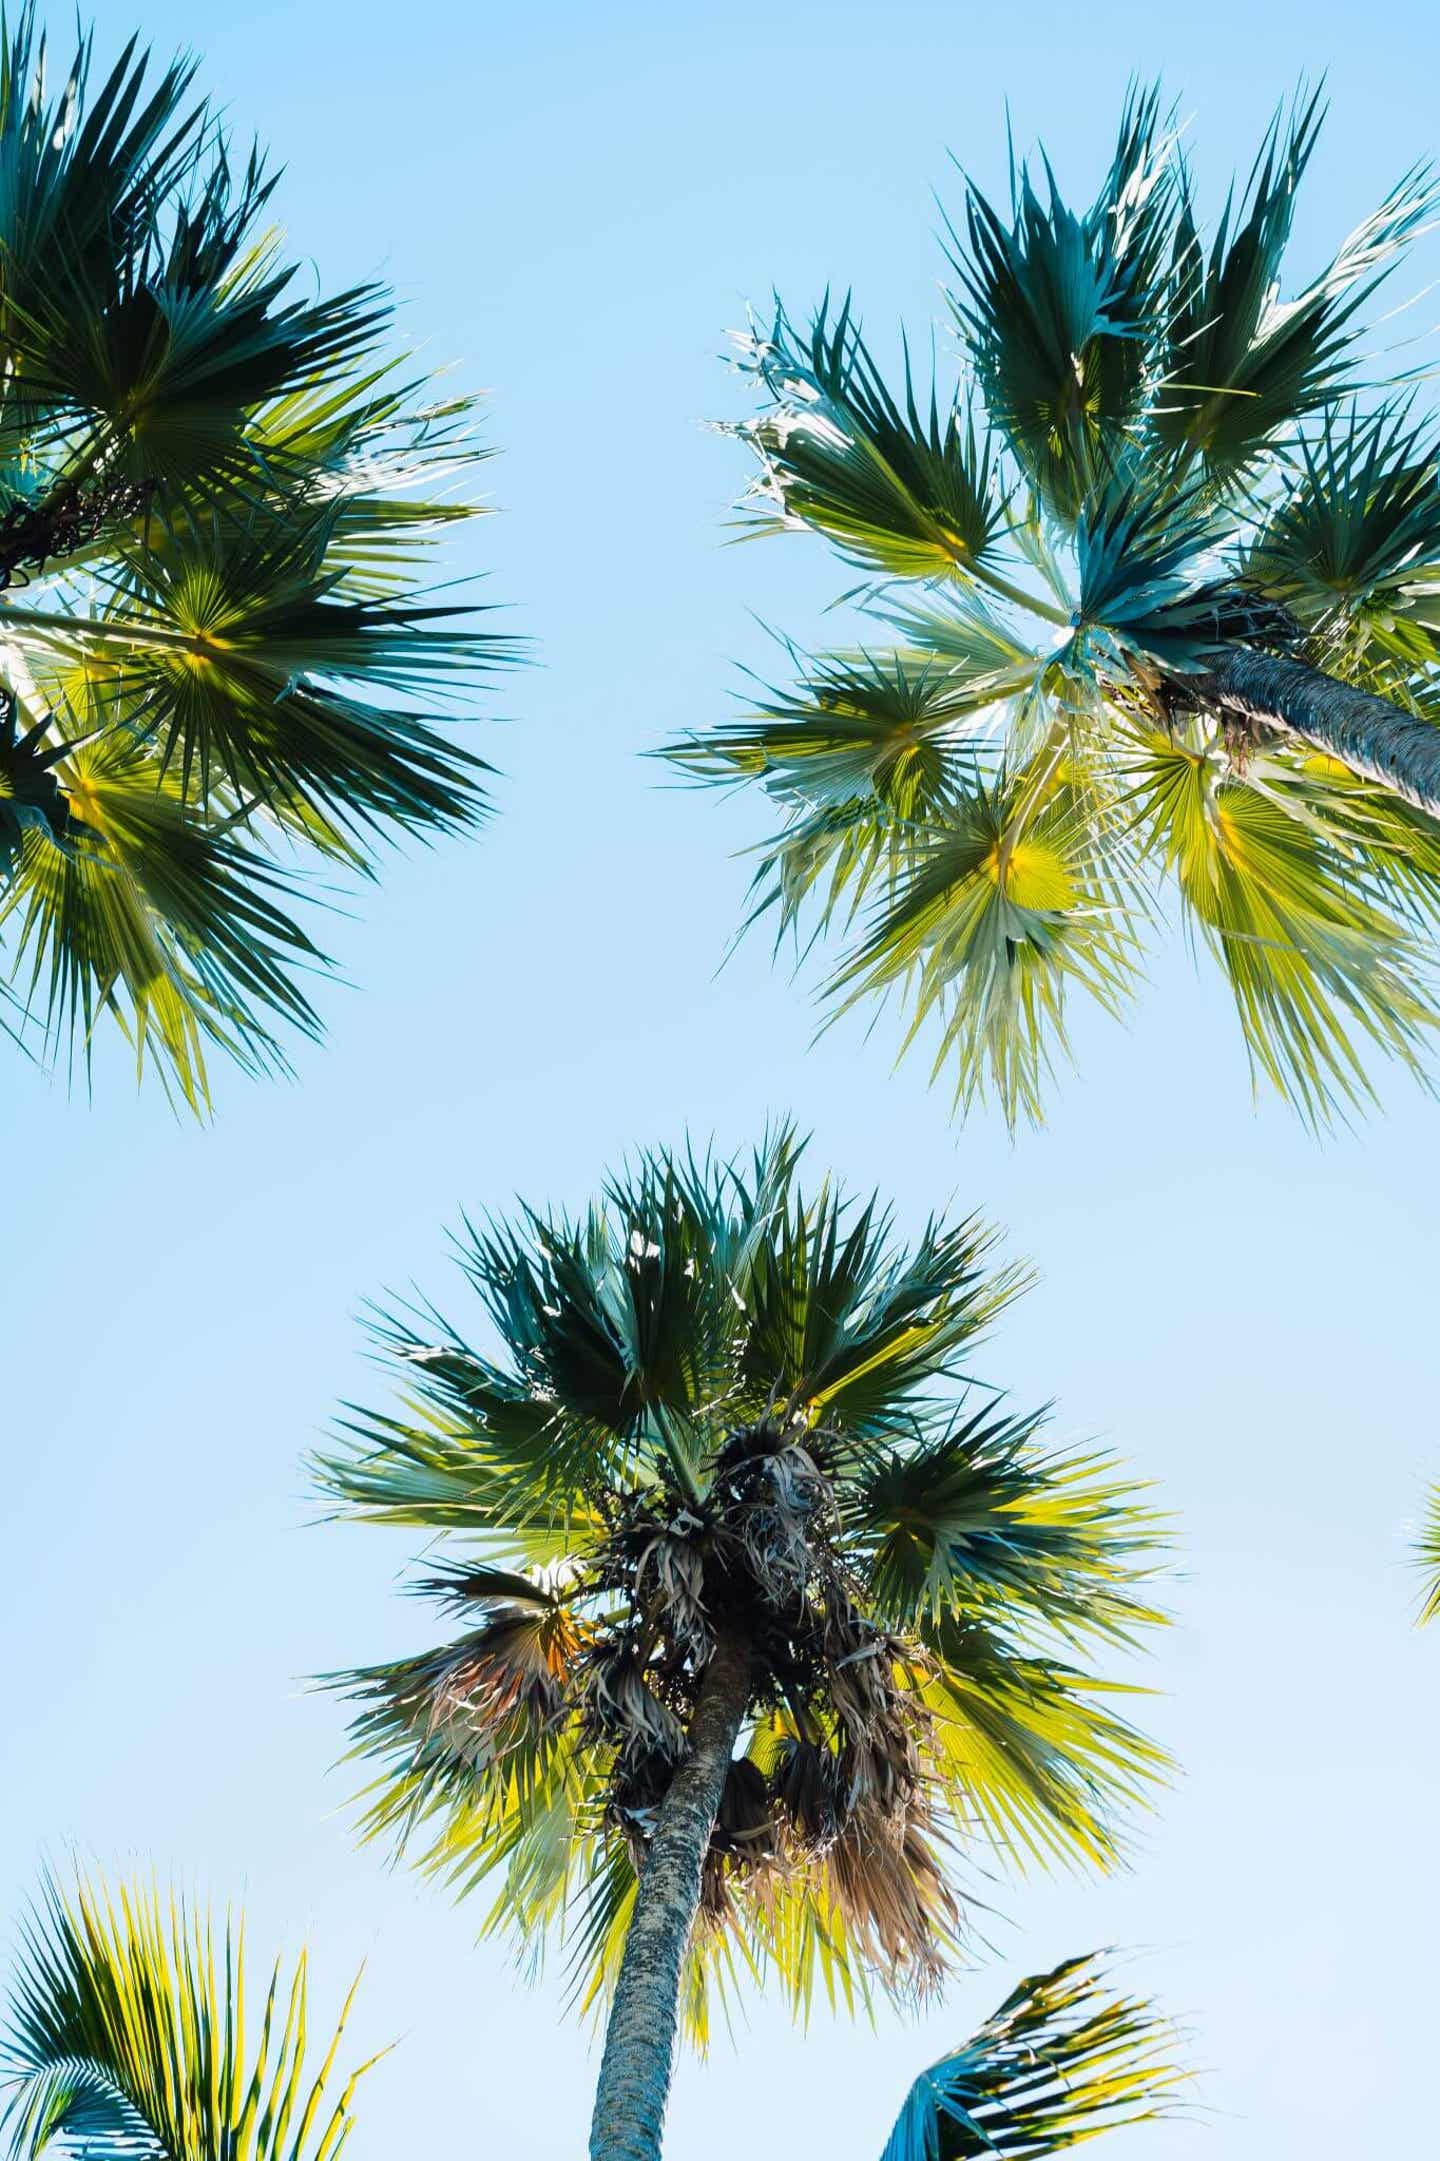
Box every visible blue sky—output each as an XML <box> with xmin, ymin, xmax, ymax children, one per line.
<box><xmin>5</xmin><ymin>0</ymin><xmax>1440</xmax><ymax>2153</ymax></box>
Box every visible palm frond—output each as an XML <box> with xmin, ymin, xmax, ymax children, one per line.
<box><xmin>1246</xmin><ymin>404</ymin><xmax>1440</xmax><ymax>660</ymax></box>
<box><xmin>1125</xmin><ymin>723</ymin><xmax>1439</xmax><ymax>1119</ymax></box>
<box><xmin>730</xmin><ymin>297</ymin><xmax>1005</xmax><ymax>578</ymax></box>
<box><xmin>917</xmin><ymin>1618</ymin><xmax>1167</xmax><ymax>1874</ymax></box>
<box><xmin>664</xmin><ymin>652</ymin><xmax>998</xmax><ymax>819</ymax></box>
<box><xmin>945</xmin><ymin>88</ymin><xmax>1177</xmax><ymax>522</ymax></box>
<box><xmin>879</xmin><ymin>1953</ymin><xmax>1183</xmax><ymax>2161</ymax></box>
<box><xmin>0</xmin><ymin>1869</ymin><xmax>376</xmax><ymax>2161</ymax></box>
<box><xmin>1417</xmin><ymin>1484</ymin><xmax>1440</xmax><ymax>1624</ymax></box>
<box><xmin>823</xmin><ymin>765</ymin><xmax>1140</xmax><ymax>1126</ymax></box>
<box><xmin>10</xmin><ymin>503</ymin><xmax>502</xmax><ymax>840</ymax></box>
<box><xmin>1155</xmin><ymin>92</ymin><xmax>1434</xmax><ymax>476</ymax></box>
<box><xmin>0</xmin><ymin>726</ymin><xmax>324</xmax><ymax>1108</ymax></box>
<box><xmin>852</xmin><ymin>1410</ymin><xmax>1165</xmax><ymax>1646</ymax></box>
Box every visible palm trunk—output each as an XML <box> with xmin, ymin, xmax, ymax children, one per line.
<box><xmin>1206</xmin><ymin>646</ymin><xmax>1440</xmax><ymax>819</ymax></box>
<box><xmin>588</xmin><ymin>1628</ymin><xmax>753</xmax><ymax>2161</ymax></box>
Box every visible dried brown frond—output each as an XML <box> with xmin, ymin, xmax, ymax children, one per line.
<box><xmin>823</xmin><ymin>1802</ymin><xmax>960</xmax><ymax>1986</ymax></box>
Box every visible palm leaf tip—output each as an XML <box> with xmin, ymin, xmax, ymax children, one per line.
<box><xmin>880</xmin><ymin>1953</ymin><xmax>1186</xmax><ymax>2161</ymax></box>
<box><xmin>1416</xmin><ymin>1483</ymin><xmax>1440</xmax><ymax>1624</ymax></box>
<box><xmin>0</xmin><ymin>1866</ymin><xmax>377</xmax><ymax>2161</ymax></box>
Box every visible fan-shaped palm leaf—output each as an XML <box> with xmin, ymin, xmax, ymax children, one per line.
<box><xmin>0</xmin><ymin>11</ymin><xmax>516</xmax><ymax>1101</ymax></box>
<box><xmin>0</xmin><ymin>1870</ymin><xmax>379</xmax><ymax>2161</ymax></box>
<box><xmin>879</xmin><ymin>1953</ymin><xmax>1182</xmax><ymax>2161</ymax></box>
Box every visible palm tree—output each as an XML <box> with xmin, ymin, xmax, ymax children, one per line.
<box><xmin>0</xmin><ymin>1868</ymin><xmax>378</xmax><ymax>2159</ymax></box>
<box><xmin>316</xmin><ymin>1127</ymin><xmax>1168</xmax><ymax>2161</ymax></box>
<box><xmin>0</xmin><ymin>10</ymin><xmax>513</xmax><ymax>1108</ymax></box>
<box><xmin>880</xmin><ymin>1952</ymin><xmax>1182</xmax><ymax>2159</ymax></box>
<box><xmin>666</xmin><ymin>90</ymin><xmax>1440</xmax><ymax>1124</ymax></box>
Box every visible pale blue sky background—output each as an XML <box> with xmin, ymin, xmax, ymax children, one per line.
<box><xmin>4</xmin><ymin>1</ymin><xmax>1440</xmax><ymax>2153</ymax></box>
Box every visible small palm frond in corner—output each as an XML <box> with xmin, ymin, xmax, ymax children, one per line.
<box><xmin>0</xmin><ymin>1868</ymin><xmax>380</xmax><ymax>2161</ymax></box>
<box><xmin>879</xmin><ymin>1952</ymin><xmax>1185</xmax><ymax>2160</ymax></box>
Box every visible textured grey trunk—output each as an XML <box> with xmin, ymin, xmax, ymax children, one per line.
<box><xmin>587</xmin><ymin>1630</ymin><xmax>752</xmax><ymax>2161</ymax></box>
<box><xmin>1207</xmin><ymin>647</ymin><xmax>1440</xmax><ymax>819</ymax></box>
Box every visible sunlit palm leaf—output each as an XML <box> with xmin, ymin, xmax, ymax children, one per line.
<box><xmin>0</xmin><ymin>727</ymin><xmax>323</xmax><ymax>1107</ymax></box>
<box><xmin>879</xmin><ymin>1954</ymin><xmax>1182</xmax><ymax>2161</ymax></box>
<box><xmin>0</xmin><ymin>1870</ymin><xmax>377</xmax><ymax>2161</ymax></box>
<box><xmin>1124</xmin><ymin>725</ymin><xmax>1439</xmax><ymax>1119</ymax></box>
<box><xmin>730</xmin><ymin>299</ymin><xmax>1004</xmax><ymax>579</ymax></box>
<box><xmin>825</xmin><ymin>769</ymin><xmax>1140</xmax><ymax>1125</ymax></box>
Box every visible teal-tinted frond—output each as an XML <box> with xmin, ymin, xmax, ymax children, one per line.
<box><xmin>946</xmin><ymin>88</ymin><xmax>1178</xmax><ymax>522</ymax></box>
<box><xmin>880</xmin><ymin>1954</ymin><xmax>1183</xmax><ymax>2161</ymax></box>
<box><xmin>731</xmin><ymin>296</ymin><xmax>1005</xmax><ymax>578</ymax></box>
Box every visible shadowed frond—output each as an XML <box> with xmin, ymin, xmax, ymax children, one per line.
<box><xmin>730</xmin><ymin>299</ymin><xmax>1005</xmax><ymax>579</ymax></box>
<box><xmin>1155</xmin><ymin>93</ymin><xmax>1435</xmax><ymax>477</ymax></box>
<box><xmin>0</xmin><ymin>9</ymin><xmax>516</xmax><ymax>1100</ymax></box>
<box><xmin>945</xmin><ymin>88</ymin><xmax>1178</xmax><ymax>520</ymax></box>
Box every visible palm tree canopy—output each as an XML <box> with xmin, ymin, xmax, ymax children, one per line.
<box><xmin>0</xmin><ymin>1870</ymin><xmax>378</xmax><ymax>2161</ymax></box>
<box><xmin>879</xmin><ymin>1953</ymin><xmax>1182</xmax><ymax>2160</ymax></box>
<box><xmin>0</xmin><ymin>10</ymin><xmax>515</xmax><ymax>1107</ymax></box>
<box><xmin>317</xmin><ymin>1128</ymin><xmax>1167</xmax><ymax>2045</ymax></box>
<box><xmin>666</xmin><ymin>88</ymin><xmax>1440</xmax><ymax>1124</ymax></box>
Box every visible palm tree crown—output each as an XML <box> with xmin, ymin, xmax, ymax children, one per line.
<box><xmin>0</xmin><ymin>1870</ymin><xmax>377</xmax><ymax>2161</ymax></box>
<box><xmin>317</xmin><ymin>1129</ymin><xmax>1166</xmax><ymax>2159</ymax></box>
<box><xmin>667</xmin><ymin>89</ymin><xmax>1440</xmax><ymax>1124</ymax></box>
<box><xmin>0</xmin><ymin>11</ymin><xmax>514</xmax><ymax>1106</ymax></box>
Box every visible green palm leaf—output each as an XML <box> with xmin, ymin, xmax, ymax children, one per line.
<box><xmin>0</xmin><ymin>11</ymin><xmax>516</xmax><ymax>1099</ymax></box>
<box><xmin>1155</xmin><ymin>93</ymin><xmax>1434</xmax><ymax>478</ymax></box>
<box><xmin>730</xmin><ymin>298</ymin><xmax>1004</xmax><ymax>579</ymax></box>
<box><xmin>0</xmin><ymin>1870</ymin><xmax>379</xmax><ymax>2161</ymax></box>
<box><xmin>879</xmin><ymin>1954</ymin><xmax>1183</xmax><ymax>2160</ymax></box>
<box><xmin>945</xmin><ymin>89</ymin><xmax>1176</xmax><ymax>521</ymax></box>
<box><xmin>0</xmin><ymin>724</ymin><xmax>324</xmax><ymax>1108</ymax></box>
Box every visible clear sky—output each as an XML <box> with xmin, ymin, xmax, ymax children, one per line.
<box><xmin>5</xmin><ymin>1</ymin><xmax>1440</xmax><ymax>2154</ymax></box>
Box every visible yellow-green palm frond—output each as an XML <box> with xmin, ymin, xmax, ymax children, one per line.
<box><xmin>0</xmin><ymin>9</ymin><xmax>518</xmax><ymax>1101</ymax></box>
<box><xmin>1416</xmin><ymin>1484</ymin><xmax>1440</xmax><ymax>1625</ymax></box>
<box><xmin>0</xmin><ymin>724</ymin><xmax>324</xmax><ymax>1109</ymax></box>
<box><xmin>1124</xmin><ymin>724</ymin><xmax>1440</xmax><ymax>1121</ymax></box>
<box><xmin>824</xmin><ymin>764</ymin><xmax>1142</xmax><ymax>1126</ymax></box>
<box><xmin>880</xmin><ymin>1953</ymin><xmax>1185</xmax><ymax>2160</ymax></box>
<box><xmin>0</xmin><ymin>1870</ymin><xmax>379</xmax><ymax>2161</ymax></box>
